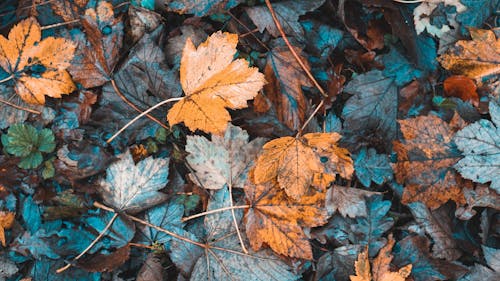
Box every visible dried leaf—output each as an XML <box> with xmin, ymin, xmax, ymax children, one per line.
<box><xmin>443</xmin><ymin>75</ymin><xmax>479</xmax><ymax>106</ymax></box>
<box><xmin>166</xmin><ymin>0</ymin><xmax>242</xmax><ymax>17</ymax></box>
<box><xmin>0</xmin><ymin>17</ymin><xmax>76</xmax><ymax>104</ymax></box>
<box><xmin>167</xmin><ymin>31</ymin><xmax>265</xmax><ymax>135</ymax></box>
<box><xmin>253</xmin><ymin>133</ymin><xmax>353</xmax><ymax>201</ymax></box>
<box><xmin>99</xmin><ymin>151</ymin><xmax>169</xmax><ymax>213</ymax></box>
<box><xmin>0</xmin><ymin>211</ymin><xmax>15</xmax><ymax>246</ymax></box>
<box><xmin>50</xmin><ymin>0</ymin><xmax>88</xmax><ymax>23</ymax></box>
<box><xmin>186</xmin><ymin>124</ymin><xmax>265</xmax><ymax>189</ymax></box>
<box><xmin>371</xmin><ymin>235</ymin><xmax>412</xmax><ymax>281</ymax></box>
<box><xmin>76</xmin><ymin>245</ymin><xmax>130</xmax><ymax>272</ymax></box>
<box><xmin>439</xmin><ymin>28</ymin><xmax>500</xmax><ymax>79</ymax></box>
<box><xmin>393</xmin><ymin>115</ymin><xmax>465</xmax><ymax>209</ymax></box>
<box><xmin>350</xmin><ymin>248</ymin><xmax>371</xmax><ymax>281</ymax></box>
<box><xmin>326</xmin><ymin>185</ymin><xmax>379</xmax><ymax>218</ymax></box>
<box><xmin>456</xmin><ymin>184</ymin><xmax>500</xmax><ymax>220</ymax></box>
<box><xmin>244</xmin><ymin>180</ymin><xmax>328</xmax><ymax>259</ymax></box>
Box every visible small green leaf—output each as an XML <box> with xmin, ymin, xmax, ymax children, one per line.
<box><xmin>42</xmin><ymin>160</ymin><xmax>55</xmax><ymax>179</ymax></box>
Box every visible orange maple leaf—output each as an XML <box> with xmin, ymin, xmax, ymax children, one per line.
<box><xmin>350</xmin><ymin>234</ymin><xmax>412</xmax><ymax>281</ymax></box>
<box><xmin>244</xmin><ymin>179</ymin><xmax>328</xmax><ymax>260</ymax></box>
<box><xmin>439</xmin><ymin>28</ymin><xmax>500</xmax><ymax>79</ymax></box>
<box><xmin>167</xmin><ymin>31</ymin><xmax>266</xmax><ymax>135</ymax></box>
<box><xmin>393</xmin><ymin>115</ymin><xmax>465</xmax><ymax>209</ymax></box>
<box><xmin>0</xmin><ymin>17</ymin><xmax>76</xmax><ymax>104</ymax></box>
<box><xmin>253</xmin><ymin>132</ymin><xmax>353</xmax><ymax>201</ymax></box>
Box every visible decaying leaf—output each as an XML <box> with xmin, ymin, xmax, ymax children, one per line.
<box><xmin>443</xmin><ymin>75</ymin><xmax>479</xmax><ymax>106</ymax></box>
<box><xmin>0</xmin><ymin>211</ymin><xmax>15</xmax><ymax>246</ymax></box>
<box><xmin>350</xmin><ymin>235</ymin><xmax>412</xmax><ymax>281</ymax></box>
<box><xmin>326</xmin><ymin>185</ymin><xmax>379</xmax><ymax>218</ymax></box>
<box><xmin>393</xmin><ymin>115</ymin><xmax>465</xmax><ymax>209</ymax></box>
<box><xmin>354</xmin><ymin>148</ymin><xmax>393</xmax><ymax>188</ymax></box>
<box><xmin>244</xmin><ymin>180</ymin><xmax>328</xmax><ymax>259</ymax></box>
<box><xmin>439</xmin><ymin>28</ymin><xmax>500</xmax><ymax>79</ymax></box>
<box><xmin>167</xmin><ymin>31</ymin><xmax>266</xmax><ymax>135</ymax></box>
<box><xmin>99</xmin><ymin>151</ymin><xmax>169</xmax><ymax>213</ymax></box>
<box><xmin>0</xmin><ymin>17</ymin><xmax>76</xmax><ymax>104</ymax></box>
<box><xmin>186</xmin><ymin>124</ymin><xmax>265</xmax><ymax>189</ymax></box>
<box><xmin>253</xmin><ymin>132</ymin><xmax>353</xmax><ymax>201</ymax></box>
<box><xmin>453</xmin><ymin>100</ymin><xmax>500</xmax><ymax>192</ymax></box>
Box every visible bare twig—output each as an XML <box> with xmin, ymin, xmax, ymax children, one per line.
<box><xmin>182</xmin><ymin>205</ymin><xmax>250</xmax><ymax>222</ymax></box>
<box><xmin>297</xmin><ymin>100</ymin><xmax>325</xmax><ymax>136</ymax></box>
<box><xmin>264</xmin><ymin>0</ymin><xmax>327</xmax><ymax>98</ymax></box>
<box><xmin>106</xmin><ymin>97</ymin><xmax>183</xmax><ymax>143</ymax></box>
<box><xmin>0</xmin><ymin>97</ymin><xmax>41</xmax><ymax>114</ymax></box>
<box><xmin>41</xmin><ymin>19</ymin><xmax>80</xmax><ymax>30</ymax></box>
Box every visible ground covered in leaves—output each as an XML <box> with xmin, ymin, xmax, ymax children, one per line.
<box><xmin>0</xmin><ymin>0</ymin><xmax>499</xmax><ymax>280</ymax></box>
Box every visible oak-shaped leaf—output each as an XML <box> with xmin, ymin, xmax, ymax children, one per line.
<box><xmin>0</xmin><ymin>17</ymin><xmax>76</xmax><ymax>104</ymax></box>
<box><xmin>170</xmin><ymin>187</ymin><xmax>299</xmax><ymax>280</ymax></box>
<box><xmin>244</xmin><ymin>180</ymin><xmax>328</xmax><ymax>259</ymax></box>
<box><xmin>99</xmin><ymin>151</ymin><xmax>169</xmax><ymax>213</ymax></box>
<box><xmin>453</xmin><ymin>100</ymin><xmax>500</xmax><ymax>192</ymax></box>
<box><xmin>167</xmin><ymin>31</ymin><xmax>266</xmax><ymax>135</ymax></box>
<box><xmin>253</xmin><ymin>132</ymin><xmax>353</xmax><ymax>201</ymax></box>
<box><xmin>393</xmin><ymin>115</ymin><xmax>465</xmax><ymax>209</ymax></box>
<box><xmin>68</xmin><ymin>1</ymin><xmax>123</xmax><ymax>88</ymax></box>
<box><xmin>439</xmin><ymin>28</ymin><xmax>500</xmax><ymax>79</ymax></box>
<box><xmin>350</xmin><ymin>234</ymin><xmax>412</xmax><ymax>281</ymax></box>
<box><xmin>186</xmin><ymin>124</ymin><xmax>265</xmax><ymax>189</ymax></box>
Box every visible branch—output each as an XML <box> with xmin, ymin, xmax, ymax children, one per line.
<box><xmin>181</xmin><ymin>205</ymin><xmax>250</xmax><ymax>222</ymax></box>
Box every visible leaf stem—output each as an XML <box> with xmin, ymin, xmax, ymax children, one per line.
<box><xmin>228</xmin><ymin>185</ymin><xmax>248</xmax><ymax>253</ymax></box>
<box><xmin>0</xmin><ymin>97</ymin><xmax>41</xmax><ymax>114</ymax></box>
<box><xmin>297</xmin><ymin>100</ymin><xmax>325</xmax><ymax>137</ymax></box>
<box><xmin>264</xmin><ymin>0</ymin><xmax>327</xmax><ymax>98</ymax></box>
<box><xmin>0</xmin><ymin>75</ymin><xmax>13</xmax><ymax>84</ymax></box>
<box><xmin>106</xmin><ymin>97</ymin><xmax>183</xmax><ymax>143</ymax></box>
<box><xmin>181</xmin><ymin>205</ymin><xmax>251</xmax><ymax>222</ymax></box>
<box><xmin>110</xmin><ymin>78</ymin><xmax>169</xmax><ymax>130</ymax></box>
<box><xmin>56</xmin><ymin>212</ymin><xmax>119</xmax><ymax>273</ymax></box>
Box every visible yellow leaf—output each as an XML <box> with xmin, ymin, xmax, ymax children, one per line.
<box><xmin>438</xmin><ymin>28</ymin><xmax>500</xmax><ymax>79</ymax></box>
<box><xmin>253</xmin><ymin>132</ymin><xmax>353</xmax><ymax>201</ymax></box>
<box><xmin>0</xmin><ymin>17</ymin><xmax>76</xmax><ymax>104</ymax></box>
<box><xmin>0</xmin><ymin>211</ymin><xmax>15</xmax><ymax>247</ymax></box>
<box><xmin>167</xmin><ymin>31</ymin><xmax>266</xmax><ymax>135</ymax></box>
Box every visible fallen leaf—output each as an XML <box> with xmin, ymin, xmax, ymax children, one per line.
<box><xmin>186</xmin><ymin>124</ymin><xmax>265</xmax><ymax>189</ymax></box>
<box><xmin>443</xmin><ymin>75</ymin><xmax>479</xmax><ymax>106</ymax></box>
<box><xmin>136</xmin><ymin>253</ymin><xmax>165</xmax><ymax>281</ymax></box>
<box><xmin>166</xmin><ymin>0</ymin><xmax>242</xmax><ymax>17</ymax></box>
<box><xmin>50</xmin><ymin>0</ymin><xmax>88</xmax><ymax>23</ymax></box>
<box><xmin>354</xmin><ymin>148</ymin><xmax>393</xmax><ymax>188</ymax></box>
<box><xmin>99</xmin><ymin>151</ymin><xmax>169</xmax><ymax>213</ymax></box>
<box><xmin>253</xmin><ymin>132</ymin><xmax>353</xmax><ymax>201</ymax></box>
<box><xmin>413</xmin><ymin>0</ymin><xmax>465</xmax><ymax>37</ymax></box>
<box><xmin>244</xmin><ymin>180</ymin><xmax>328</xmax><ymax>259</ymax></box>
<box><xmin>350</xmin><ymin>247</ymin><xmax>371</xmax><ymax>281</ymax></box>
<box><xmin>453</xmin><ymin>100</ymin><xmax>500</xmax><ymax>193</ymax></box>
<box><xmin>167</xmin><ymin>31</ymin><xmax>265</xmax><ymax>135</ymax></box>
<box><xmin>371</xmin><ymin>234</ymin><xmax>412</xmax><ymax>281</ymax></box>
<box><xmin>0</xmin><ymin>256</ymin><xmax>18</xmax><ymax>279</ymax></box>
<box><xmin>68</xmin><ymin>1</ymin><xmax>123</xmax><ymax>88</ymax></box>
<box><xmin>76</xmin><ymin>245</ymin><xmax>130</xmax><ymax>272</ymax></box>
<box><xmin>326</xmin><ymin>185</ymin><xmax>379</xmax><ymax>218</ymax></box>
<box><xmin>316</xmin><ymin>245</ymin><xmax>361</xmax><ymax>281</ymax></box>
<box><xmin>456</xmin><ymin>184</ymin><xmax>500</xmax><ymax>220</ymax></box>
<box><xmin>0</xmin><ymin>211</ymin><xmax>15</xmax><ymax>246</ymax></box>
<box><xmin>439</xmin><ymin>28</ymin><xmax>500</xmax><ymax>79</ymax></box>
<box><xmin>458</xmin><ymin>245</ymin><xmax>500</xmax><ymax>281</ymax></box>
<box><xmin>393</xmin><ymin>115</ymin><xmax>465</xmax><ymax>209</ymax></box>
<box><xmin>0</xmin><ymin>17</ymin><xmax>76</xmax><ymax>104</ymax></box>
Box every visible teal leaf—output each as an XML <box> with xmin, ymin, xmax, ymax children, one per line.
<box><xmin>354</xmin><ymin>147</ymin><xmax>393</xmax><ymax>187</ymax></box>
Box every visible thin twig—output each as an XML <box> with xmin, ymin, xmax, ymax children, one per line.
<box><xmin>227</xmin><ymin>11</ymin><xmax>270</xmax><ymax>52</ymax></box>
<box><xmin>0</xmin><ymin>75</ymin><xmax>13</xmax><ymax>84</ymax></box>
<box><xmin>110</xmin><ymin>79</ymin><xmax>169</xmax><ymax>129</ymax></box>
<box><xmin>56</xmin><ymin>212</ymin><xmax>119</xmax><ymax>273</ymax></box>
<box><xmin>182</xmin><ymin>205</ymin><xmax>250</xmax><ymax>222</ymax></box>
<box><xmin>228</xmin><ymin>184</ymin><xmax>248</xmax><ymax>253</ymax></box>
<box><xmin>297</xmin><ymin>100</ymin><xmax>324</xmax><ymax>136</ymax></box>
<box><xmin>0</xmin><ymin>98</ymin><xmax>41</xmax><ymax>114</ymax></box>
<box><xmin>264</xmin><ymin>0</ymin><xmax>327</xmax><ymax>98</ymax></box>
<box><xmin>41</xmin><ymin>19</ymin><xmax>80</xmax><ymax>30</ymax></box>
<box><xmin>106</xmin><ymin>97</ymin><xmax>183</xmax><ymax>143</ymax></box>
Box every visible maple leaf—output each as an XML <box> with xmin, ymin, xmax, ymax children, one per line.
<box><xmin>354</xmin><ymin>148</ymin><xmax>393</xmax><ymax>188</ymax></box>
<box><xmin>453</xmin><ymin>100</ymin><xmax>500</xmax><ymax>192</ymax></box>
<box><xmin>68</xmin><ymin>1</ymin><xmax>123</xmax><ymax>88</ymax></box>
<box><xmin>0</xmin><ymin>17</ymin><xmax>76</xmax><ymax>104</ymax></box>
<box><xmin>185</xmin><ymin>124</ymin><xmax>265</xmax><ymax>189</ymax></box>
<box><xmin>393</xmin><ymin>115</ymin><xmax>465</xmax><ymax>209</ymax></box>
<box><xmin>0</xmin><ymin>211</ymin><xmax>15</xmax><ymax>246</ymax></box>
<box><xmin>439</xmin><ymin>28</ymin><xmax>500</xmax><ymax>79</ymax></box>
<box><xmin>244</xmin><ymin>180</ymin><xmax>328</xmax><ymax>259</ymax></box>
<box><xmin>167</xmin><ymin>31</ymin><xmax>266</xmax><ymax>135</ymax></box>
<box><xmin>99</xmin><ymin>151</ymin><xmax>169</xmax><ymax>213</ymax></box>
<box><xmin>253</xmin><ymin>132</ymin><xmax>353</xmax><ymax>201</ymax></box>
<box><xmin>326</xmin><ymin>185</ymin><xmax>379</xmax><ymax>218</ymax></box>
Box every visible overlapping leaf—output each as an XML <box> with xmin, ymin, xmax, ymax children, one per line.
<box><xmin>253</xmin><ymin>132</ymin><xmax>353</xmax><ymax>201</ymax></box>
<box><xmin>0</xmin><ymin>17</ymin><xmax>76</xmax><ymax>104</ymax></box>
<box><xmin>167</xmin><ymin>31</ymin><xmax>266</xmax><ymax>135</ymax></box>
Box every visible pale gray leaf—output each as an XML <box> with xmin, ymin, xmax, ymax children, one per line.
<box><xmin>0</xmin><ymin>256</ymin><xmax>18</xmax><ymax>279</ymax></box>
<box><xmin>456</xmin><ymin>185</ymin><xmax>500</xmax><ymax>220</ymax></box>
<box><xmin>100</xmin><ymin>151</ymin><xmax>169</xmax><ymax>213</ymax></box>
<box><xmin>326</xmin><ymin>185</ymin><xmax>379</xmax><ymax>218</ymax></box>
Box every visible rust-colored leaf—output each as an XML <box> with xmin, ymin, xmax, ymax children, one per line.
<box><xmin>167</xmin><ymin>31</ymin><xmax>266</xmax><ymax>135</ymax></box>
<box><xmin>443</xmin><ymin>75</ymin><xmax>479</xmax><ymax>106</ymax></box>
<box><xmin>76</xmin><ymin>244</ymin><xmax>130</xmax><ymax>272</ymax></box>
<box><xmin>393</xmin><ymin>115</ymin><xmax>465</xmax><ymax>209</ymax></box>
<box><xmin>244</xmin><ymin>180</ymin><xmax>328</xmax><ymax>260</ymax></box>
<box><xmin>0</xmin><ymin>17</ymin><xmax>76</xmax><ymax>104</ymax></box>
<box><xmin>0</xmin><ymin>211</ymin><xmax>15</xmax><ymax>247</ymax></box>
<box><xmin>253</xmin><ymin>133</ymin><xmax>353</xmax><ymax>201</ymax></box>
<box><xmin>439</xmin><ymin>28</ymin><xmax>500</xmax><ymax>79</ymax></box>
<box><xmin>50</xmin><ymin>0</ymin><xmax>88</xmax><ymax>23</ymax></box>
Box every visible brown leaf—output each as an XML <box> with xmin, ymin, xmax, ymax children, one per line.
<box><xmin>393</xmin><ymin>115</ymin><xmax>465</xmax><ymax>209</ymax></box>
<box><xmin>443</xmin><ymin>75</ymin><xmax>479</xmax><ymax>106</ymax></box>
<box><xmin>371</xmin><ymin>235</ymin><xmax>412</xmax><ymax>281</ymax></box>
<box><xmin>167</xmin><ymin>31</ymin><xmax>265</xmax><ymax>135</ymax></box>
<box><xmin>244</xmin><ymin>180</ymin><xmax>328</xmax><ymax>259</ymax></box>
<box><xmin>350</xmin><ymin>247</ymin><xmax>371</xmax><ymax>281</ymax></box>
<box><xmin>262</xmin><ymin>46</ymin><xmax>312</xmax><ymax>131</ymax></box>
<box><xmin>0</xmin><ymin>17</ymin><xmax>76</xmax><ymax>104</ymax></box>
<box><xmin>326</xmin><ymin>185</ymin><xmax>379</xmax><ymax>218</ymax></box>
<box><xmin>77</xmin><ymin>244</ymin><xmax>130</xmax><ymax>272</ymax></box>
<box><xmin>68</xmin><ymin>1</ymin><xmax>123</xmax><ymax>88</ymax></box>
<box><xmin>439</xmin><ymin>28</ymin><xmax>500</xmax><ymax>79</ymax></box>
<box><xmin>0</xmin><ymin>211</ymin><xmax>15</xmax><ymax>247</ymax></box>
<box><xmin>253</xmin><ymin>133</ymin><xmax>353</xmax><ymax>201</ymax></box>
<box><xmin>50</xmin><ymin>0</ymin><xmax>88</xmax><ymax>23</ymax></box>
<box><xmin>341</xmin><ymin>1</ymin><xmax>385</xmax><ymax>51</ymax></box>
